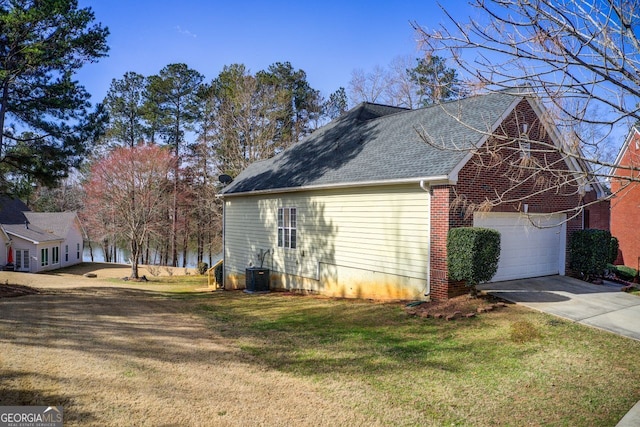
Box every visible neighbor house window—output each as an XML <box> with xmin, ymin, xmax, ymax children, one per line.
<box><xmin>41</xmin><ymin>248</ymin><xmax>49</xmax><ymax>267</ymax></box>
<box><xmin>278</xmin><ymin>207</ymin><xmax>297</xmax><ymax>249</ymax></box>
<box><xmin>77</xmin><ymin>243</ymin><xmax>80</xmax><ymax>259</ymax></box>
<box><xmin>65</xmin><ymin>245</ymin><xmax>69</xmax><ymax>262</ymax></box>
<box><xmin>52</xmin><ymin>247</ymin><xmax>59</xmax><ymax>265</ymax></box>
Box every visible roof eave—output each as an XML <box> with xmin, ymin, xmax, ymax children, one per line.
<box><xmin>219</xmin><ymin>175</ymin><xmax>455</xmax><ymax>198</ymax></box>
<box><xmin>4</xmin><ymin>230</ymin><xmax>64</xmax><ymax>244</ymax></box>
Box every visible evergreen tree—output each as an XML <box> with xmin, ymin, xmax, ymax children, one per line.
<box><xmin>0</xmin><ymin>0</ymin><xmax>109</xmax><ymax>193</ymax></box>
<box><xmin>103</xmin><ymin>72</ymin><xmax>146</xmax><ymax>148</ymax></box>
<box><xmin>409</xmin><ymin>56</ymin><xmax>463</xmax><ymax>107</ymax></box>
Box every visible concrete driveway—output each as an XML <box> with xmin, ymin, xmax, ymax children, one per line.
<box><xmin>477</xmin><ymin>275</ymin><xmax>640</xmax><ymax>341</ymax></box>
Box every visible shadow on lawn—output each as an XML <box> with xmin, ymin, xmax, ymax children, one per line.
<box><xmin>0</xmin><ymin>288</ymin><xmax>240</xmax><ymax>367</ymax></box>
<box><xmin>0</xmin><ymin>288</ymin><xmax>506</xmax><ymax>387</ymax></box>
<box><xmin>0</xmin><ymin>370</ymin><xmax>97</xmax><ymax>423</ymax></box>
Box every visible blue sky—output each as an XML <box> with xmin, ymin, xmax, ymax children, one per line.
<box><xmin>76</xmin><ymin>1</ymin><xmax>470</xmax><ymax>105</ymax></box>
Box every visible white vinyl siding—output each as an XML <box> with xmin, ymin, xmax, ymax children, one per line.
<box><xmin>225</xmin><ymin>185</ymin><xmax>429</xmax><ymax>282</ymax></box>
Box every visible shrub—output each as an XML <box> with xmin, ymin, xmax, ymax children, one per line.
<box><xmin>569</xmin><ymin>229</ymin><xmax>611</xmax><ymax>281</ymax></box>
<box><xmin>197</xmin><ymin>262</ymin><xmax>208</xmax><ymax>275</ymax></box>
<box><xmin>609</xmin><ymin>236</ymin><xmax>619</xmax><ymax>264</ymax></box>
<box><xmin>214</xmin><ymin>262</ymin><xmax>224</xmax><ymax>287</ymax></box>
<box><xmin>147</xmin><ymin>265</ymin><xmax>161</xmax><ymax>277</ymax></box>
<box><xmin>607</xmin><ymin>263</ymin><xmax>638</xmax><ymax>281</ymax></box>
<box><xmin>447</xmin><ymin>227</ymin><xmax>501</xmax><ymax>292</ymax></box>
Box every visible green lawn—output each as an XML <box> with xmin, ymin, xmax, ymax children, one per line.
<box><xmin>172</xmin><ymin>288</ymin><xmax>640</xmax><ymax>426</ymax></box>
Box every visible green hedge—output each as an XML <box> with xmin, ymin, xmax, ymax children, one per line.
<box><xmin>447</xmin><ymin>227</ymin><xmax>501</xmax><ymax>287</ymax></box>
<box><xmin>197</xmin><ymin>262</ymin><xmax>209</xmax><ymax>275</ymax></box>
<box><xmin>569</xmin><ymin>229</ymin><xmax>611</xmax><ymax>281</ymax></box>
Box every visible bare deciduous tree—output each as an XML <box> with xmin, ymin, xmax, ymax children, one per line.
<box><xmin>348</xmin><ymin>55</ymin><xmax>463</xmax><ymax>108</ymax></box>
<box><xmin>348</xmin><ymin>65</ymin><xmax>390</xmax><ymax>105</ymax></box>
<box><xmin>414</xmin><ymin>0</ymin><xmax>640</xmax><ymax>193</ymax></box>
<box><xmin>83</xmin><ymin>144</ymin><xmax>174</xmax><ymax>279</ymax></box>
<box><xmin>210</xmin><ymin>64</ymin><xmax>283</xmax><ymax>178</ymax></box>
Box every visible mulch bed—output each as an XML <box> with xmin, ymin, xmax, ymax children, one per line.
<box><xmin>0</xmin><ymin>284</ymin><xmax>40</xmax><ymax>298</ymax></box>
<box><xmin>404</xmin><ymin>293</ymin><xmax>510</xmax><ymax>320</ymax></box>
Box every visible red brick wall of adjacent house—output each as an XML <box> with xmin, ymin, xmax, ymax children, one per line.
<box><xmin>429</xmin><ymin>99</ymin><xmax>586</xmax><ymax>299</ymax></box>
<box><xmin>611</xmin><ymin>132</ymin><xmax>640</xmax><ymax>269</ymax></box>
<box><xmin>583</xmin><ymin>191</ymin><xmax>610</xmax><ymax>231</ymax></box>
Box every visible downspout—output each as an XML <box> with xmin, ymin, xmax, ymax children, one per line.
<box><xmin>420</xmin><ymin>180</ymin><xmax>431</xmax><ymax>298</ymax></box>
<box><xmin>222</xmin><ymin>198</ymin><xmax>226</xmax><ymax>289</ymax></box>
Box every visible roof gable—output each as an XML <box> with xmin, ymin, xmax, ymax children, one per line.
<box><xmin>24</xmin><ymin>212</ymin><xmax>78</xmax><ymax>238</ymax></box>
<box><xmin>614</xmin><ymin>126</ymin><xmax>640</xmax><ymax>171</ymax></box>
<box><xmin>222</xmin><ymin>90</ymin><xmax>524</xmax><ymax>195</ymax></box>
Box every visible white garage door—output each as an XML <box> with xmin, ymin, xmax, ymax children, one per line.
<box><xmin>473</xmin><ymin>212</ymin><xmax>566</xmax><ymax>282</ymax></box>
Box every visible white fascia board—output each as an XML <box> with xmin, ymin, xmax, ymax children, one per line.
<box><xmin>73</xmin><ymin>213</ymin><xmax>89</xmax><ymax>240</ymax></box>
<box><xmin>219</xmin><ymin>175</ymin><xmax>454</xmax><ymax>198</ymax></box>
<box><xmin>5</xmin><ymin>231</ymin><xmax>63</xmax><ymax>245</ymax></box>
<box><xmin>0</xmin><ymin>226</ymin><xmax>10</xmax><ymax>244</ymax></box>
<box><xmin>613</xmin><ymin>127</ymin><xmax>640</xmax><ymax>171</ymax></box>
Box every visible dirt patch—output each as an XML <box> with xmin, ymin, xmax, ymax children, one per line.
<box><xmin>0</xmin><ymin>287</ymin><xmax>377</xmax><ymax>426</ymax></box>
<box><xmin>0</xmin><ymin>262</ymin><xmax>195</xmax><ymax>290</ymax></box>
<box><xmin>404</xmin><ymin>293</ymin><xmax>510</xmax><ymax>320</ymax></box>
<box><xmin>0</xmin><ymin>284</ymin><xmax>40</xmax><ymax>298</ymax></box>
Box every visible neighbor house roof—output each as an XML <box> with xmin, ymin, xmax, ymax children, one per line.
<box><xmin>613</xmin><ymin>125</ymin><xmax>640</xmax><ymax>170</ymax></box>
<box><xmin>221</xmin><ymin>89</ymin><xmax>525</xmax><ymax>196</ymax></box>
<box><xmin>24</xmin><ymin>212</ymin><xmax>79</xmax><ymax>238</ymax></box>
<box><xmin>0</xmin><ymin>195</ymin><xmax>79</xmax><ymax>244</ymax></box>
<box><xmin>0</xmin><ymin>196</ymin><xmax>31</xmax><ymax>223</ymax></box>
<box><xmin>3</xmin><ymin>223</ymin><xmax>64</xmax><ymax>244</ymax></box>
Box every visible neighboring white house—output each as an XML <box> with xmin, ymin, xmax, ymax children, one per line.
<box><xmin>0</xmin><ymin>196</ymin><xmax>85</xmax><ymax>273</ymax></box>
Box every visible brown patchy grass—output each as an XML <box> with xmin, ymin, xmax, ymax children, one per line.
<box><xmin>1</xmin><ymin>267</ymin><xmax>640</xmax><ymax>425</ymax></box>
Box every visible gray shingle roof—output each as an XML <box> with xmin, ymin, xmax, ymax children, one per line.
<box><xmin>0</xmin><ymin>196</ymin><xmax>77</xmax><ymax>243</ymax></box>
<box><xmin>0</xmin><ymin>196</ymin><xmax>30</xmax><ymax>223</ymax></box>
<box><xmin>24</xmin><ymin>212</ymin><xmax>77</xmax><ymax>238</ymax></box>
<box><xmin>3</xmin><ymin>223</ymin><xmax>63</xmax><ymax>243</ymax></box>
<box><xmin>221</xmin><ymin>90</ymin><xmax>522</xmax><ymax>195</ymax></box>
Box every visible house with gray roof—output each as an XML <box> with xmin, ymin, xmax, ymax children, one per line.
<box><xmin>219</xmin><ymin>89</ymin><xmax>606</xmax><ymax>300</ymax></box>
<box><xmin>0</xmin><ymin>197</ymin><xmax>85</xmax><ymax>272</ymax></box>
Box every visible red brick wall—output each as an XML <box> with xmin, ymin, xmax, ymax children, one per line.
<box><xmin>583</xmin><ymin>191</ymin><xmax>610</xmax><ymax>231</ymax></box>
<box><xmin>430</xmin><ymin>99</ymin><xmax>586</xmax><ymax>299</ymax></box>
<box><xmin>611</xmin><ymin>132</ymin><xmax>640</xmax><ymax>268</ymax></box>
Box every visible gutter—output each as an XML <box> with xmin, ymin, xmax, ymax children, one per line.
<box><xmin>219</xmin><ymin>175</ymin><xmax>453</xmax><ymax>198</ymax></box>
<box><xmin>4</xmin><ymin>231</ymin><xmax>64</xmax><ymax>245</ymax></box>
<box><xmin>419</xmin><ymin>180</ymin><xmax>431</xmax><ymax>299</ymax></box>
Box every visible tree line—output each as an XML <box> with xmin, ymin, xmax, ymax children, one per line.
<box><xmin>84</xmin><ymin>61</ymin><xmax>351</xmax><ymax>272</ymax></box>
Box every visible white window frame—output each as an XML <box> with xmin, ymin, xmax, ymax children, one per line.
<box><xmin>41</xmin><ymin>248</ymin><xmax>49</xmax><ymax>267</ymax></box>
<box><xmin>277</xmin><ymin>207</ymin><xmax>297</xmax><ymax>249</ymax></box>
<box><xmin>52</xmin><ymin>246</ymin><xmax>59</xmax><ymax>265</ymax></box>
<box><xmin>16</xmin><ymin>249</ymin><xmax>29</xmax><ymax>271</ymax></box>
